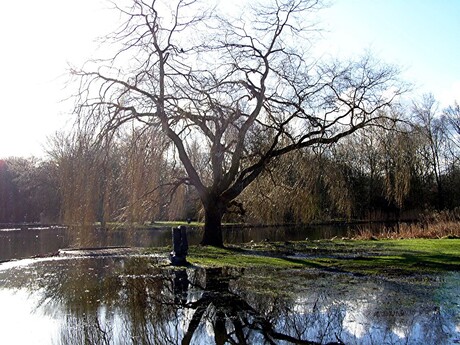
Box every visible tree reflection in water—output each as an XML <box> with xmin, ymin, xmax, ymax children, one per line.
<box><xmin>0</xmin><ymin>256</ymin><xmax>458</xmax><ymax>344</ymax></box>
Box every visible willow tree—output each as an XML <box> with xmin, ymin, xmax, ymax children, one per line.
<box><xmin>72</xmin><ymin>0</ymin><xmax>404</xmax><ymax>246</ymax></box>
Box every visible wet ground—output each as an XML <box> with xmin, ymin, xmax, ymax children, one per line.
<box><xmin>0</xmin><ymin>250</ymin><xmax>459</xmax><ymax>345</ymax></box>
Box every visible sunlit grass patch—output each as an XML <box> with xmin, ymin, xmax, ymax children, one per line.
<box><xmin>180</xmin><ymin>238</ymin><xmax>460</xmax><ymax>276</ymax></box>
<box><xmin>187</xmin><ymin>245</ymin><xmax>315</xmax><ymax>268</ymax></box>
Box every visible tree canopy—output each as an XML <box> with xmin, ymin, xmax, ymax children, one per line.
<box><xmin>71</xmin><ymin>0</ymin><xmax>406</xmax><ymax>246</ymax></box>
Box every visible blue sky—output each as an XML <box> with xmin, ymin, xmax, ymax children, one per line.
<box><xmin>0</xmin><ymin>0</ymin><xmax>459</xmax><ymax>158</ymax></box>
<box><xmin>319</xmin><ymin>0</ymin><xmax>460</xmax><ymax>104</ymax></box>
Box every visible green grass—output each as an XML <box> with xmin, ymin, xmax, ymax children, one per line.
<box><xmin>182</xmin><ymin>238</ymin><xmax>460</xmax><ymax>276</ymax></box>
<box><xmin>187</xmin><ymin>245</ymin><xmax>315</xmax><ymax>268</ymax></box>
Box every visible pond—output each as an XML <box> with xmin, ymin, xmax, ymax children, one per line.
<box><xmin>0</xmin><ymin>254</ymin><xmax>459</xmax><ymax>344</ymax></box>
<box><xmin>1</xmin><ymin>225</ymin><xmax>459</xmax><ymax>344</ymax></box>
<box><xmin>0</xmin><ymin>223</ymin><xmax>354</xmax><ymax>262</ymax></box>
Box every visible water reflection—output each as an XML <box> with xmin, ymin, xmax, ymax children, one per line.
<box><xmin>0</xmin><ymin>256</ymin><xmax>458</xmax><ymax>344</ymax></box>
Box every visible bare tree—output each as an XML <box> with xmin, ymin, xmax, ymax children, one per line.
<box><xmin>240</xmin><ymin>149</ymin><xmax>353</xmax><ymax>224</ymax></box>
<box><xmin>412</xmin><ymin>94</ymin><xmax>447</xmax><ymax>209</ymax></box>
<box><xmin>71</xmin><ymin>0</ymin><xmax>405</xmax><ymax>246</ymax></box>
<box><xmin>118</xmin><ymin>127</ymin><xmax>170</xmax><ymax>223</ymax></box>
<box><xmin>48</xmin><ymin>132</ymin><xmax>97</xmax><ymax>225</ymax></box>
<box><xmin>443</xmin><ymin>101</ymin><xmax>460</xmax><ymax>161</ymax></box>
<box><xmin>0</xmin><ymin>157</ymin><xmax>61</xmax><ymax>223</ymax></box>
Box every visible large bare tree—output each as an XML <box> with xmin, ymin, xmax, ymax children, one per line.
<box><xmin>72</xmin><ymin>0</ymin><xmax>405</xmax><ymax>246</ymax></box>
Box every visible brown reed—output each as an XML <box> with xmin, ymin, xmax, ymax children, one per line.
<box><xmin>353</xmin><ymin>208</ymin><xmax>460</xmax><ymax>240</ymax></box>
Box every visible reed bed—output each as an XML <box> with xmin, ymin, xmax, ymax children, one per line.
<box><xmin>353</xmin><ymin>208</ymin><xmax>460</xmax><ymax>240</ymax></box>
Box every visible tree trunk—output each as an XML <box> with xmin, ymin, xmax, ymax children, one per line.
<box><xmin>201</xmin><ymin>200</ymin><xmax>225</xmax><ymax>247</ymax></box>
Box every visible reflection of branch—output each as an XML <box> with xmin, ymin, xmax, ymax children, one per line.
<box><xmin>94</xmin><ymin>315</ymin><xmax>112</xmax><ymax>345</ymax></box>
<box><xmin>181</xmin><ymin>299</ymin><xmax>209</xmax><ymax>345</ymax></box>
<box><xmin>259</xmin><ymin>324</ymin><xmax>338</xmax><ymax>345</ymax></box>
<box><xmin>181</xmin><ymin>269</ymin><xmax>345</xmax><ymax>345</ymax></box>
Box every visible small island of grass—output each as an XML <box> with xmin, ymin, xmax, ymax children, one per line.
<box><xmin>150</xmin><ymin>238</ymin><xmax>460</xmax><ymax>277</ymax></box>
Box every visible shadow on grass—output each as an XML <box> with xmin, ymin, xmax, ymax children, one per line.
<box><xmin>186</xmin><ymin>240</ymin><xmax>460</xmax><ymax>275</ymax></box>
<box><xmin>329</xmin><ymin>252</ymin><xmax>460</xmax><ymax>276</ymax></box>
<box><xmin>386</xmin><ymin>253</ymin><xmax>460</xmax><ymax>272</ymax></box>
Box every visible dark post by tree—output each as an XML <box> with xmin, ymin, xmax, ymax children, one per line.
<box><xmin>71</xmin><ymin>0</ymin><xmax>405</xmax><ymax>246</ymax></box>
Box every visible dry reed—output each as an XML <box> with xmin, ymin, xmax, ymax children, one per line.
<box><xmin>353</xmin><ymin>208</ymin><xmax>460</xmax><ymax>240</ymax></box>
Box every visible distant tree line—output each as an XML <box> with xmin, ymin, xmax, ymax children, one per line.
<box><xmin>0</xmin><ymin>157</ymin><xmax>60</xmax><ymax>223</ymax></box>
<box><xmin>0</xmin><ymin>95</ymin><xmax>459</xmax><ymax>225</ymax></box>
<box><xmin>243</xmin><ymin>96</ymin><xmax>460</xmax><ymax>223</ymax></box>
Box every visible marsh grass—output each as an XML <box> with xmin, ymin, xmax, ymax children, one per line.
<box><xmin>354</xmin><ymin>209</ymin><xmax>460</xmax><ymax>240</ymax></box>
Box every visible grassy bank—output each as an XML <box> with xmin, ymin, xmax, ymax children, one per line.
<box><xmin>181</xmin><ymin>238</ymin><xmax>460</xmax><ymax>276</ymax></box>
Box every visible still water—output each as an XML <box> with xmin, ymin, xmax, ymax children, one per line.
<box><xmin>0</xmin><ymin>225</ymin><xmax>459</xmax><ymax>344</ymax></box>
<box><xmin>0</xmin><ymin>255</ymin><xmax>459</xmax><ymax>344</ymax></box>
<box><xmin>0</xmin><ymin>224</ymin><xmax>351</xmax><ymax>262</ymax></box>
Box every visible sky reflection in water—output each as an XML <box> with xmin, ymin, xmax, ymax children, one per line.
<box><xmin>0</xmin><ymin>255</ymin><xmax>459</xmax><ymax>345</ymax></box>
